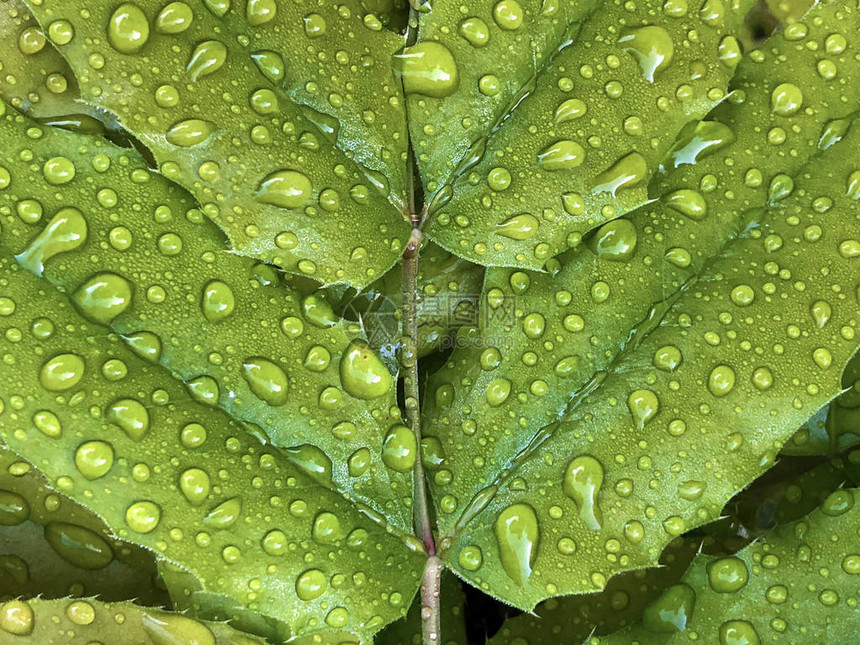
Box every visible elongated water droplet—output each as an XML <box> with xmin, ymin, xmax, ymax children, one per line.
<box><xmin>496</xmin><ymin>213</ymin><xmax>539</xmax><ymax>240</ymax></box>
<box><xmin>166</xmin><ymin>119</ymin><xmax>215</xmax><ymax>147</ymax></box>
<box><xmin>628</xmin><ymin>389</ymin><xmax>659</xmax><ymax>429</ymax></box>
<box><xmin>242</xmin><ymin>357</ymin><xmax>289</xmax><ymax>406</ymax></box>
<box><xmin>538</xmin><ymin>140</ymin><xmax>585</xmax><ymax>170</ymax></box>
<box><xmin>719</xmin><ymin>621</ymin><xmax>760</xmax><ymax>645</ymax></box>
<box><xmin>664</xmin><ymin>189</ymin><xmax>708</xmax><ymax>220</ymax></box>
<box><xmin>618</xmin><ymin>26</ymin><xmax>674</xmax><ymax>82</ymax></box>
<box><xmin>666</xmin><ymin>121</ymin><xmax>735</xmax><ymax>168</ymax></box>
<box><xmin>0</xmin><ymin>490</ymin><xmax>29</xmax><ymax>526</ymax></box>
<box><xmin>591</xmin><ymin>152</ymin><xmax>648</xmax><ymax>195</ymax></box>
<box><xmin>283</xmin><ymin>444</ymin><xmax>333</xmax><ymax>484</ymax></box>
<box><xmin>203</xmin><ymin>497</ymin><xmax>241</xmax><ymax>528</ymax></box>
<box><xmin>251</xmin><ymin>50</ymin><xmax>285</xmax><ymax>82</ymax></box>
<box><xmin>563</xmin><ymin>455</ymin><xmax>604</xmax><ymax>530</ymax></box>
<box><xmin>16</xmin><ymin>207</ymin><xmax>88</xmax><ymax>276</ymax></box>
<box><xmin>155</xmin><ymin>2</ymin><xmax>194</xmax><ymax>34</ymax></box>
<box><xmin>396</xmin><ymin>42</ymin><xmax>459</xmax><ymax>98</ymax></box>
<box><xmin>186</xmin><ymin>41</ymin><xmax>227</xmax><ymax>81</ymax></box>
<box><xmin>107</xmin><ymin>398</ymin><xmax>150</xmax><ymax>440</ymax></box>
<box><xmin>44</xmin><ymin>522</ymin><xmax>113</xmax><ymax>569</ymax></box>
<box><xmin>142</xmin><ymin>612</ymin><xmax>216</xmax><ymax>645</ymax></box>
<box><xmin>554</xmin><ymin>98</ymin><xmax>587</xmax><ymax>124</ymax></box>
<box><xmin>494</xmin><ymin>503</ymin><xmax>539</xmax><ymax>585</ymax></box>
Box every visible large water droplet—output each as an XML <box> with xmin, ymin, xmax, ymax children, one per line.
<box><xmin>203</xmin><ymin>497</ymin><xmax>241</xmax><ymax>528</ymax></box>
<box><xmin>142</xmin><ymin>612</ymin><xmax>216</xmax><ymax>645</ymax></box>
<box><xmin>396</xmin><ymin>42</ymin><xmax>460</xmax><ymax>98</ymax></box>
<box><xmin>708</xmin><ymin>557</ymin><xmax>748</xmax><ymax>593</ymax></box>
<box><xmin>538</xmin><ymin>140</ymin><xmax>585</xmax><ymax>170</ymax></box>
<box><xmin>496</xmin><ymin>213</ymin><xmax>539</xmax><ymax>240</ymax></box>
<box><xmin>666</xmin><ymin>121</ymin><xmax>735</xmax><ymax>168</ymax></box>
<box><xmin>107</xmin><ymin>398</ymin><xmax>151</xmax><ymax>441</ymax></box>
<box><xmin>618</xmin><ymin>26</ymin><xmax>674</xmax><ymax>82</ymax></box>
<box><xmin>74</xmin><ymin>441</ymin><xmax>114</xmax><ymax>480</ymax></box>
<box><xmin>166</xmin><ymin>119</ymin><xmax>215</xmax><ymax>147</ymax></box>
<box><xmin>554</xmin><ymin>98</ymin><xmax>587</xmax><ymax>124</ymax></box>
<box><xmin>0</xmin><ymin>600</ymin><xmax>34</xmax><ymax>636</ymax></box>
<box><xmin>283</xmin><ymin>444</ymin><xmax>333</xmax><ymax>484</ymax></box>
<box><xmin>719</xmin><ymin>620</ymin><xmax>760</xmax><ymax>645</ymax></box>
<box><xmin>382</xmin><ymin>425</ymin><xmax>417</xmax><ymax>472</ymax></box>
<box><xmin>493</xmin><ymin>0</ymin><xmax>524</xmax><ymax>30</ymax></box>
<box><xmin>246</xmin><ymin>0</ymin><xmax>277</xmax><ymax>26</ymax></box>
<box><xmin>40</xmin><ymin>353</ymin><xmax>85</xmax><ymax>391</ymax></box>
<box><xmin>628</xmin><ymin>389</ymin><xmax>659</xmax><ymax>429</ymax></box>
<box><xmin>642</xmin><ymin>583</ymin><xmax>696</xmax><ymax>633</ymax></box>
<box><xmin>563</xmin><ymin>455</ymin><xmax>604</xmax><ymax>530</ymax></box>
<box><xmin>201</xmin><ymin>280</ymin><xmax>235</xmax><ymax>322</ymax></box>
<box><xmin>155</xmin><ymin>2</ymin><xmax>194</xmax><ymax>34</ymax></box>
<box><xmin>771</xmin><ymin>83</ymin><xmax>803</xmax><ymax>117</ymax></box>
<box><xmin>44</xmin><ymin>522</ymin><xmax>113</xmax><ymax>569</ymax></box>
<box><xmin>0</xmin><ymin>490</ymin><xmax>29</xmax><ymax>526</ymax></box>
<box><xmin>186</xmin><ymin>40</ymin><xmax>227</xmax><ymax>81</ymax></box>
<box><xmin>179</xmin><ymin>468</ymin><xmax>211</xmax><ymax>505</ymax></box>
<box><xmin>256</xmin><ymin>170</ymin><xmax>313</xmax><ymax>209</ymax></box>
<box><xmin>296</xmin><ymin>568</ymin><xmax>327</xmax><ymax>600</ymax></box>
<box><xmin>126</xmin><ymin>501</ymin><xmax>161</xmax><ymax>533</ymax></box>
<box><xmin>708</xmin><ymin>365</ymin><xmax>735</xmax><ymax>397</ymax></box>
<box><xmin>242</xmin><ymin>357</ymin><xmax>289</xmax><ymax>406</ymax></box>
<box><xmin>663</xmin><ymin>189</ymin><xmax>708</xmax><ymax>220</ymax></box>
<box><xmin>494</xmin><ymin>503</ymin><xmax>539</xmax><ymax>585</ymax></box>
<box><xmin>339</xmin><ymin>340</ymin><xmax>392</xmax><ymax>399</ymax></box>
<box><xmin>108</xmin><ymin>4</ymin><xmax>150</xmax><ymax>55</ymax></box>
<box><xmin>73</xmin><ymin>273</ymin><xmax>133</xmax><ymax>324</ymax></box>
<box><xmin>592</xmin><ymin>219</ymin><xmax>637</xmax><ymax>261</ymax></box>
<box><xmin>16</xmin><ymin>207</ymin><xmax>88</xmax><ymax>276</ymax></box>
<box><xmin>590</xmin><ymin>152</ymin><xmax>648</xmax><ymax>195</ymax></box>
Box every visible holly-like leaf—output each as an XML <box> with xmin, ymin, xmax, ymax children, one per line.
<box><xmin>419</xmin><ymin>0</ymin><xmax>752</xmax><ymax>268</ymax></box>
<box><xmin>593</xmin><ymin>488</ymin><xmax>860</xmax><ymax>643</ymax></box>
<box><xmin>0</xmin><ymin>100</ymin><xmax>414</xmax><ymax>529</ymax></box>
<box><xmin>0</xmin><ymin>445</ymin><xmax>165</xmax><ymax>604</ymax></box>
<box><xmin>24</xmin><ymin>0</ymin><xmax>412</xmax><ymax>287</ymax></box>
<box><xmin>0</xmin><ymin>597</ymin><xmax>267</xmax><ymax>643</ymax></box>
<box><xmin>488</xmin><ymin>536</ymin><xmax>701</xmax><ymax>643</ymax></box>
<box><xmin>0</xmin><ymin>249</ymin><xmax>424</xmax><ymax>640</ymax></box>
<box><xmin>428</xmin><ymin>7</ymin><xmax>860</xmax><ymax>610</ymax></box>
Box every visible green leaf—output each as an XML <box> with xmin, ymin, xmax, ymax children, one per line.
<box><xmin>0</xmin><ymin>597</ymin><xmax>267</xmax><ymax>643</ymax></box>
<box><xmin>488</xmin><ymin>536</ymin><xmax>701</xmax><ymax>643</ymax></box>
<box><xmin>0</xmin><ymin>250</ymin><xmax>424</xmax><ymax>640</ymax></box>
<box><xmin>0</xmin><ymin>444</ymin><xmax>165</xmax><ymax>604</ymax></box>
<box><xmin>24</xmin><ymin>0</ymin><xmax>412</xmax><ymax>287</ymax></box>
<box><xmin>593</xmin><ymin>488</ymin><xmax>860</xmax><ymax>643</ymax></box>
<box><xmin>427</xmin><ymin>22</ymin><xmax>860</xmax><ymax>612</ymax></box>
<box><xmin>0</xmin><ymin>0</ymin><xmax>80</xmax><ymax>119</ymax></box>
<box><xmin>419</xmin><ymin>0</ymin><xmax>752</xmax><ymax>268</ymax></box>
<box><xmin>425</xmin><ymin>0</ymin><xmax>860</xmax><ymax>538</ymax></box>
<box><xmin>0</xmin><ymin>101</ymin><xmax>413</xmax><ymax>529</ymax></box>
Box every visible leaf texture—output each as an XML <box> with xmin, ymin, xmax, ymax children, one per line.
<box><xmin>431</xmin><ymin>98</ymin><xmax>860</xmax><ymax>608</ymax></box>
<box><xmin>421</xmin><ymin>0</ymin><xmax>753</xmax><ymax>268</ymax></box>
<box><xmin>0</xmin><ymin>597</ymin><xmax>267</xmax><ymax>644</ymax></box>
<box><xmin>593</xmin><ymin>488</ymin><xmax>860</xmax><ymax>643</ymax></box>
<box><xmin>0</xmin><ymin>249</ymin><xmax>424</xmax><ymax>640</ymax></box>
<box><xmin>425</xmin><ymin>0</ymin><xmax>860</xmax><ymax>542</ymax></box>
<box><xmin>24</xmin><ymin>0</ymin><xmax>412</xmax><ymax>287</ymax></box>
<box><xmin>0</xmin><ymin>101</ymin><xmax>414</xmax><ymax>530</ymax></box>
